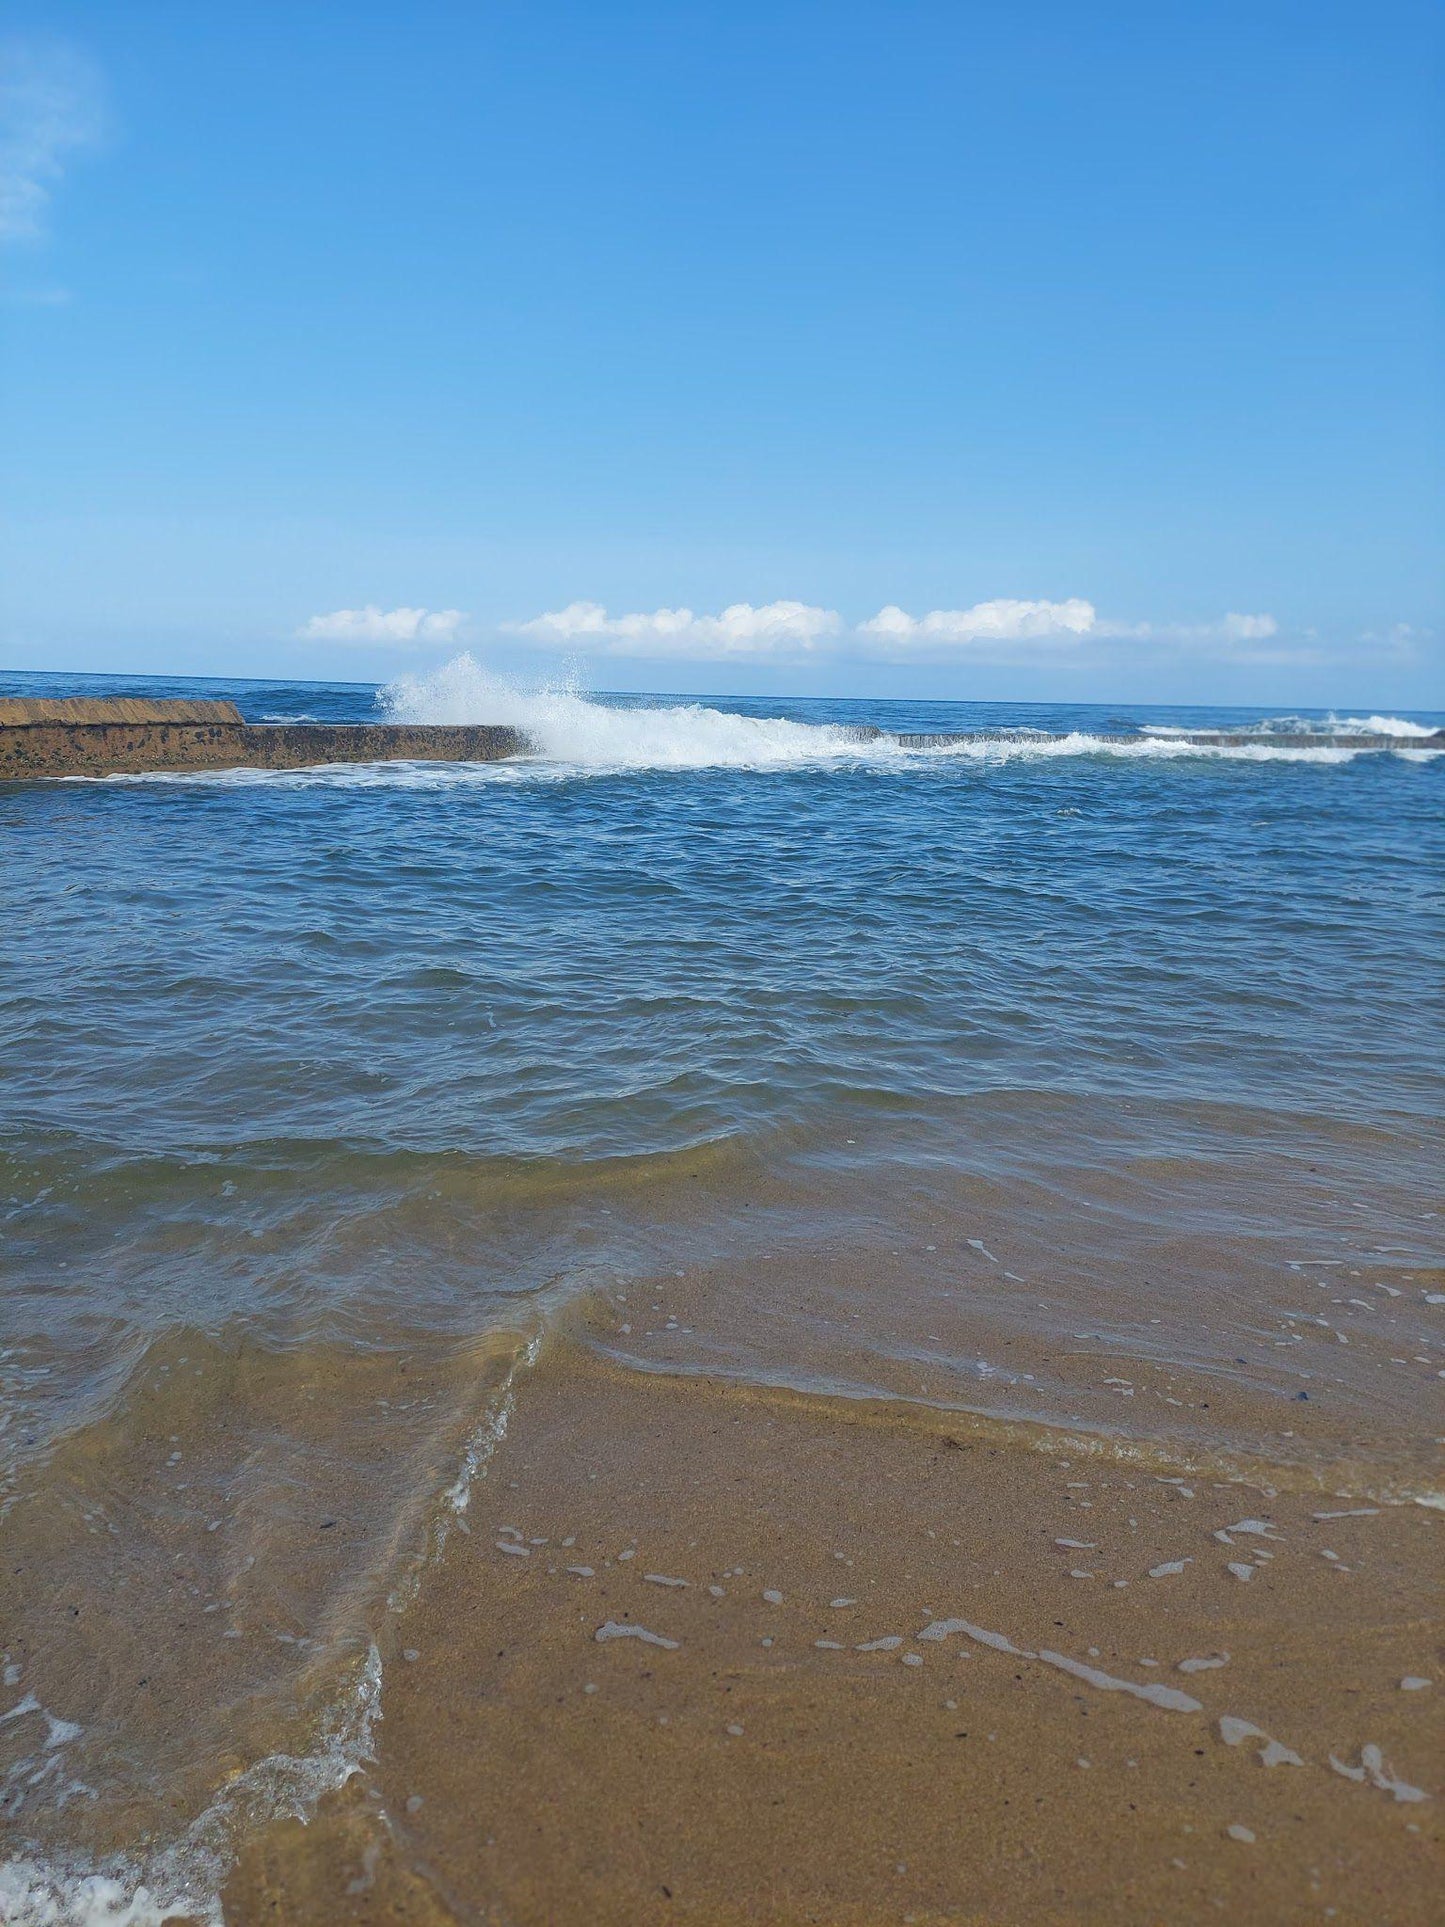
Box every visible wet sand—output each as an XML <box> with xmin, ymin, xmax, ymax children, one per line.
<box><xmin>224</xmin><ymin>1345</ymin><xmax>1442</xmax><ymax>1925</ymax></box>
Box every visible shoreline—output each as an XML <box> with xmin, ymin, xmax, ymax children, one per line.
<box><xmin>221</xmin><ymin>1340</ymin><xmax>1442</xmax><ymax>1924</ymax></box>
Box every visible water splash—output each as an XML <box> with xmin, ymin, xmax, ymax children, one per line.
<box><xmin>378</xmin><ymin>655</ymin><xmax>1441</xmax><ymax>774</ymax></box>
<box><xmin>380</xmin><ymin>654</ymin><xmax>867</xmax><ymax>770</ymax></box>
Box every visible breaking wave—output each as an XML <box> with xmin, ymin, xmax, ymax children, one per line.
<box><xmin>380</xmin><ymin>655</ymin><xmax>866</xmax><ymax>769</ymax></box>
<box><xmin>378</xmin><ymin>656</ymin><xmax>1440</xmax><ymax>774</ymax></box>
<box><xmin>1141</xmin><ymin>712</ymin><xmax>1439</xmax><ymax>741</ymax></box>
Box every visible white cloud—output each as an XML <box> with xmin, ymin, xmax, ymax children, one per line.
<box><xmin>1100</xmin><ymin>611</ymin><xmax>1280</xmax><ymax>648</ymax></box>
<box><xmin>1356</xmin><ymin>622</ymin><xmax>1421</xmax><ymax>651</ymax></box>
<box><xmin>498</xmin><ymin>596</ymin><xmax>1303</xmax><ymax>663</ymax></box>
<box><xmin>1218</xmin><ymin>612</ymin><xmax>1278</xmax><ymax>642</ymax></box>
<box><xmin>0</xmin><ymin>41</ymin><xmax>104</xmax><ymax>245</ymax></box>
<box><xmin>857</xmin><ymin>598</ymin><xmax>1097</xmax><ymax>650</ymax></box>
<box><xmin>508</xmin><ymin>599</ymin><xmax>841</xmax><ymax>660</ymax></box>
<box><xmin>298</xmin><ymin>605</ymin><xmax>467</xmax><ymax>645</ymax></box>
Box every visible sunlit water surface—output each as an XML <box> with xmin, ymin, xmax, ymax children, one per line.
<box><xmin>1</xmin><ymin>665</ymin><xmax>1441</xmax><ymax>1921</ymax></box>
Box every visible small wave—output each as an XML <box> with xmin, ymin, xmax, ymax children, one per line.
<box><xmin>0</xmin><ymin>1646</ymin><xmax>380</xmax><ymax>1927</ymax></box>
<box><xmin>1144</xmin><ymin>712</ymin><xmax>1441</xmax><ymax>741</ymax></box>
<box><xmin>1331</xmin><ymin>713</ymin><xmax>1441</xmax><ymax>738</ymax></box>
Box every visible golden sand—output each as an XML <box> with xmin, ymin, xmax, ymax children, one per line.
<box><xmin>220</xmin><ymin>1345</ymin><xmax>1442</xmax><ymax>1925</ymax></box>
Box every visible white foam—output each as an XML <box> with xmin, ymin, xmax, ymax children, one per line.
<box><xmin>1329</xmin><ymin>1745</ymin><xmax>1429</xmax><ymax>1802</ymax></box>
<box><xmin>1036</xmin><ymin>1651</ymin><xmax>1201</xmax><ymax>1714</ymax></box>
<box><xmin>1144</xmin><ymin>712</ymin><xmax>1440</xmax><ymax>741</ymax></box>
<box><xmin>1218</xmin><ymin>1716</ymin><xmax>1304</xmax><ymax>1767</ymax></box>
<box><xmin>366</xmin><ymin>656</ymin><xmax>1436</xmax><ymax>777</ymax></box>
<box><xmin>594</xmin><ymin>1622</ymin><xmax>679</xmax><ymax>1650</ymax></box>
<box><xmin>1332</xmin><ymin>713</ymin><xmax>1440</xmax><ymax>738</ymax></box>
<box><xmin>0</xmin><ymin>1643</ymin><xmax>383</xmax><ymax>1927</ymax></box>
<box><xmin>381</xmin><ymin>657</ymin><xmax>869</xmax><ymax>771</ymax></box>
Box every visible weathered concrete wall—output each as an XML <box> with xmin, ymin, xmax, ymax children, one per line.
<box><xmin>0</xmin><ymin>697</ymin><xmax>247</xmax><ymax>727</ymax></box>
<box><xmin>0</xmin><ymin>720</ymin><xmax>528</xmax><ymax>780</ymax></box>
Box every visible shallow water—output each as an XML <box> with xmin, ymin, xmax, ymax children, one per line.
<box><xmin>1</xmin><ymin>665</ymin><xmax>1442</xmax><ymax>1919</ymax></box>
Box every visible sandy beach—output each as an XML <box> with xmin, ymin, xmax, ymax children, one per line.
<box><xmin>207</xmin><ymin>1338</ymin><xmax>1441</xmax><ymax>1925</ymax></box>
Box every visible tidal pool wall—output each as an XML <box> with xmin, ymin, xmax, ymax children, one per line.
<box><xmin>0</xmin><ymin>700</ymin><xmax>527</xmax><ymax>779</ymax></box>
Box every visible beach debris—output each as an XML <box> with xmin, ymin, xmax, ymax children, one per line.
<box><xmin>1313</xmin><ymin>1508</ymin><xmax>1379</xmax><ymax>1520</ymax></box>
<box><xmin>1400</xmin><ymin>1677</ymin><xmax>1431</xmax><ymax>1691</ymax></box>
<box><xmin>566</xmin><ymin>1565</ymin><xmax>595</xmax><ymax>1578</ymax></box>
<box><xmin>1329</xmin><ymin>1745</ymin><xmax>1429</xmax><ymax>1802</ymax></box>
<box><xmin>726</xmin><ymin>1723</ymin><xmax>744</xmax><ymax>1736</ymax></box>
<box><xmin>1218</xmin><ymin>1716</ymin><xmax>1304</xmax><ymax>1768</ymax></box>
<box><xmin>1226</xmin><ymin>1825</ymin><xmax>1256</xmax><ymax>1844</ymax></box>
<box><xmin>761</xmin><ymin>1589</ymin><xmax>784</xmax><ymax>1605</ymax></box>
<box><xmin>1055</xmin><ymin>1539</ymin><xmax>1097</xmax><ymax>1550</ymax></box>
<box><xmin>594</xmin><ymin>1621</ymin><xmax>679</xmax><ymax>1650</ymax></box>
<box><xmin>495</xmin><ymin>1541</ymin><xmax>529</xmax><ymax>1557</ymax></box>
<box><xmin>1178</xmin><ymin>1654</ymin><xmax>1229</xmax><ymax>1674</ymax></box>
<box><xmin>830</xmin><ymin>1597</ymin><xmax>857</xmax><ymax>1608</ymax></box>
<box><xmin>644</xmin><ymin>1574</ymin><xmax>688</xmax><ymax>1588</ymax></box>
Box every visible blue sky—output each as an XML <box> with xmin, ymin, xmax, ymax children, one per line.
<box><xmin>2</xmin><ymin>1</ymin><xmax>1441</xmax><ymax>706</ymax></box>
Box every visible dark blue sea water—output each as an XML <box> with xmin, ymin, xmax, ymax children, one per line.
<box><xmin>1</xmin><ymin>667</ymin><xmax>1442</xmax><ymax>1919</ymax></box>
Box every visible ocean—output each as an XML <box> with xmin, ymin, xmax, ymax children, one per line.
<box><xmin>1</xmin><ymin>663</ymin><xmax>1442</xmax><ymax>1922</ymax></box>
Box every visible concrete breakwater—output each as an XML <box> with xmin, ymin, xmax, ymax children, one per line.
<box><xmin>1</xmin><ymin>699</ymin><xmax>1439</xmax><ymax>778</ymax></box>
<box><xmin>0</xmin><ymin>699</ymin><xmax>526</xmax><ymax>779</ymax></box>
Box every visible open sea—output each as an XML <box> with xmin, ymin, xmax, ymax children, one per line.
<box><xmin>1</xmin><ymin>663</ymin><xmax>1442</xmax><ymax>1922</ymax></box>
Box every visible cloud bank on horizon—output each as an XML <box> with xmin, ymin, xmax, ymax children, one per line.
<box><xmin>299</xmin><ymin>605</ymin><xmax>468</xmax><ymax>645</ymax></box>
<box><xmin>300</xmin><ymin>597</ymin><xmax>1300</xmax><ymax>663</ymax></box>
